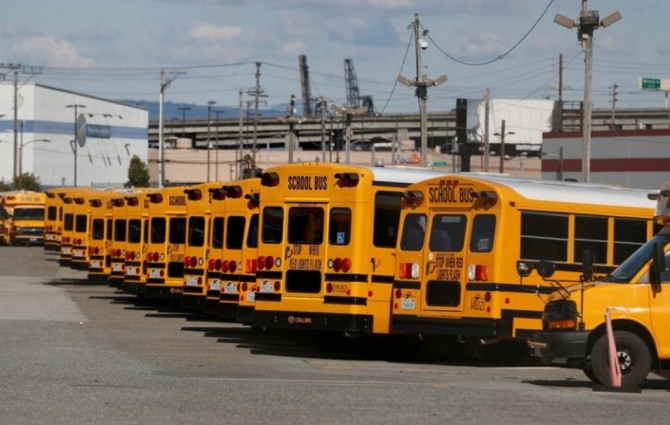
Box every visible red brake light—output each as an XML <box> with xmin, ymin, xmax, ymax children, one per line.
<box><xmin>341</xmin><ymin>258</ymin><xmax>351</xmax><ymax>272</ymax></box>
<box><xmin>265</xmin><ymin>256</ymin><xmax>274</xmax><ymax>270</ymax></box>
<box><xmin>229</xmin><ymin>260</ymin><xmax>237</xmax><ymax>273</ymax></box>
<box><xmin>222</xmin><ymin>260</ymin><xmax>230</xmax><ymax>272</ymax></box>
<box><xmin>257</xmin><ymin>256</ymin><xmax>266</xmax><ymax>270</ymax></box>
<box><xmin>333</xmin><ymin>258</ymin><xmax>342</xmax><ymax>272</ymax></box>
<box><xmin>215</xmin><ymin>259</ymin><xmax>222</xmax><ymax>271</ymax></box>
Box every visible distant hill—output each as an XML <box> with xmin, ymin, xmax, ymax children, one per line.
<box><xmin>122</xmin><ymin>100</ymin><xmax>292</xmax><ymax>122</ymax></box>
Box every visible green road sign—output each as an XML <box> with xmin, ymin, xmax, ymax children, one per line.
<box><xmin>433</xmin><ymin>161</ymin><xmax>448</xmax><ymax>166</ymax></box>
<box><xmin>641</xmin><ymin>77</ymin><xmax>661</xmax><ymax>91</ymax></box>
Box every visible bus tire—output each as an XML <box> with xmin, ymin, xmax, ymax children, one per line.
<box><xmin>582</xmin><ymin>360</ymin><xmax>601</xmax><ymax>384</ymax></box>
<box><xmin>590</xmin><ymin>330</ymin><xmax>651</xmax><ymax>388</ymax></box>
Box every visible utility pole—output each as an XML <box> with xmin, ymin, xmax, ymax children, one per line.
<box><xmin>206</xmin><ymin>100</ymin><xmax>216</xmax><ymax>182</ymax></box>
<box><xmin>397</xmin><ymin>13</ymin><xmax>447</xmax><ymax>168</ymax></box>
<box><xmin>277</xmin><ymin>95</ymin><xmax>304</xmax><ymax>163</ymax></box>
<box><xmin>610</xmin><ymin>83</ymin><xmax>618</xmax><ymax>129</ymax></box>
<box><xmin>159</xmin><ymin>69</ymin><xmax>185</xmax><ymax>188</ymax></box>
<box><xmin>332</xmin><ymin>105</ymin><xmax>367</xmax><ymax>164</ymax></box>
<box><xmin>554</xmin><ymin>1</ymin><xmax>621</xmax><ymax>182</ymax></box>
<box><xmin>483</xmin><ymin>89</ymin><xmax>491</xmax><ymax>172</ymax></box>
<box><xmin>317</xmin><ymin>97</ymin><xmax>328</xmax><ymax>162</ymax></box>
<box><xmin>494</xmin><ymin>119</ymin><xmax>515</xmax><ymax>174</ymax></box>
<box><xmin>251</xmin><ymin>62</ymin><xmax>263</xmax><ymax>168</ymax></box>
<box><xmin>237</xmin><ymin>89</ymin><xmax>244</xmax><ymax>179</ymax></box>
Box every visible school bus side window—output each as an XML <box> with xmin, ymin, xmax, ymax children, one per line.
<box><xmin>151</xmin><ymin>217</ymin><xmax>166</xmax><ymax>244</ymax></box>
<box><xmin>128</xmin><ymin>219</ymin><xmax>142</xmax><ymax>243</ymax></box>
<box><xmin>169</xmin><ymin>217</ymin><xmax>186</xmax><ymax>244</ymax></box>
<box><xmin>614</xmin><ymin>218</ymin><xmax>648</xmax><ymax>264</ymax></box>
<box><xmin>262</xmin><ymin>207</ymin><xmax>283</xmax><ymax>244</ymax></box>
<box><xmin>374</xmin><ymin>192</ymin><xmax>402</xmax><ymax>248</ymax></box>
<box><xmin>520</xmin><ymin>212</ymin><xmax>568</xmax><ymax>262</ymax></box>
<box><xmin>187</xmin><ymin>216</ymin><xmax>205</xmax><ymax>247</ymax></box>
<box><xmin>226</xmin><ymin>216</ymin><xmax>246</xmax><ymax>249</ymax></box>
<box><xmin>329</xmin><ymin>208</ymin><xmax>351</xmax><ymax>246</ymax></box>
<box><xmin>288</xmin><ymin>207</ymin><xmax>324</xmax><ymax>244</ymax></box>
<box><xmin>247</xmin><ymin>214</ymin><xmax>259</xmax><ymax>248</ymax></box>
<box><xmin>92</xmin><ymin>219</ymin><xmax>105</xmax><ymax>240</ymax></box>
<box><xmin>400</xmin><ymin>214</ymin><xmax>426</xmax><ymax>251</ymax></box>
<box><xmin>212</xmin><ymin>217</ymin><xmax>224</xmax><ymax>249</ymax></box>
<box><xmin>430</xmin><ymin>214</ymin><xmax>466</xmax><ymax>252</ymax></box>
<box><xmin>574</xmin><ymin>215</ymin><xmax>607</xmax><ymax>264</ymax></box>
<box><xmin>470</xmin><ymin>215</ymin><xmax>495</xmax><ymax>253</ymax></box>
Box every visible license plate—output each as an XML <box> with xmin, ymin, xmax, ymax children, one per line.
<box><xmin>186</xmin><ymin>276</ymin><xmax>198</xmax><ymax>287</ymax></box>
<box><xmin>112</xmin><ymin>263</ymin><xmax>123</xmax><ymax>272</ymax></box>
<box><xmin>90</xmin><ymin>260</ymin><xmax>101</xmax><ymax>269</ymax></box>
<box><xmin>149</xmin><ymin>269</ymin><xmax>161</xmax><ymax>279</ymax></box>
<box><xmin>209</xmin><ymin>280</ymin><xmax>221</xmax><ymax>291</ymax></box>
<box><xmin>259</xmin><ymin>281</ymin><xmax>273</xmax><ymax>293</ymax></box>
<box><xmin>223</xmin><ymin>282</ymin><xmax>237</xmax><ymax>294</ymax></box>
<box><xmin>126</xmin><ymin>267</ymin><xmax>136</xmax><ymax>276</ymax></box>
<box><xmin>247</xmin><ymin>291</ymin><xmax>256</xmax><ymax>302</ymax></box>
<box><xmin>400</xmin><ymin>298</ymin><xmax>416</xmax><ymax>310</ymax></box>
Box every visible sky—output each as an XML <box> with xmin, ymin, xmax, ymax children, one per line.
<box><xmin>2</xmin><ymin>0</ymin><xmax>670</xmax><ymax>117</ymax></box>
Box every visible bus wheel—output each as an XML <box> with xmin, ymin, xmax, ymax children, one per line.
<box><xmin>582</xmin><ymin>360</ymin><xmax>601</xmax><ymax>384</ymax></box>
<box><xmin>590</xmin><ymin>331</ymin><xmax>651</xmax><ymax>388</ymax></box>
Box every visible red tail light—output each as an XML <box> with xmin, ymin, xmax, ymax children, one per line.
<box><xmin>257</xmin><ymin>256</ymin><xmax>266</xmax><ymax>270</ymax></box>
<box><xmin>215</xmin><ymin>259</ymin><xmax>222</xmax><ymax>271</ymax></box>
<box><xmin>399</xmin><ymin>263</ymin><xmax>419</xmax><ymax>279</ymax></box>
<box><xmin>264</xmin><ymin>256</ymin><xmax>274</xmax><ymax>270</ymax></box>
<box><xmin>333</xmin><ymin>258</ymin><xmax>342</xmax><ymax>272</ymax></box>
<box><xmin>229</xmin><ymin>260</ymin><xmax>237</xmax><ymax>273</ymax></box>
<box><xmin>469</xmin><ymin>265</ymin><xmax>489</xmax><ymax>282</ymax></box>
<box><xmin>246</xmin><ymin>258</ymin><xmax>257</xmax><ymax>273</ymax></box>
<box><xmin>222</xmin><ymin>260</ymin><xmax>230</xmax><ymax>272</ymax></box>
<box><xmin>341</xmin><ymin>258</ymin><xmax>351</xmax><ymax>272</ymax></box>
<box><xmin>208</xmin><ymin>259</ymin><xmax>216</xmax><ymax>270</ymax></box>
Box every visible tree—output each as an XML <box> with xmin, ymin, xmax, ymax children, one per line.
<box><xmin>125</xmin><ymin>155</ymin><xmax>150</xmax><ymax>188</ymax></box>
<box><xmin>12</xmin><ymin>173</ymin><xmax>41</xmax><ymax>191</ymax></box>
<box><xmin>0</xmin><ymin>181</ymin><xmax>11</xmax><ymax>192</ymax></box>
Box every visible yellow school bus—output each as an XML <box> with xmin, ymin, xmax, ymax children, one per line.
<box><xmin>391</xmin><ymin>175</ymin><xmax>657</xmax><ymax>349</ymax></box>
<box><xmin>44</xmin><ymin>190</ymin><xmax>64</xmax><ymax>251</ymax></box>
<box><xmin>44</xmin><ymin>188</ymin><xmax>90</xmax><ymax>253</ymax></box>
<box><xmin>0</xmin><ymin>194</ymin><xmax>8</xmax><ymax>246</ymax></box>
<box><xmin>87</xmin><ymin>192</ymin><xmax>116</xmax><ymax>284</ymax></box>
<box><xmin>528</xmin><ymin>181</ymin><xmax>670</xmax><ymax>389</ymax></box>
<box><xmin>181</xmin><ymin>182</ymin><xmax>222</xmax><ymax>311</ymax></box>
<box><xmin>2</xmin><ymin>191</ymin><xmax>46</xmax><ymax>246</ymax></box>
<box><xmin>251</xmin><ymin>163</ymin><xmax>440</xmax><ymax>334</ymax></box>
<box><xmin>145</xmin><ymin>185</ymin><xmax>188</xmax><ymax>300</ymax></box>
<box><xmin>122</xmin><ymin>191</ymin><xmax>151</xmax><ymax>295</ymax></box>
<box><xmin>214</xmin><ymin>179</ymin><xmax>261</xmax><ymax>321</ymax></box>
<box><xmin>108</xmin><ymin>195</ymin><xmax>129</xmax><ymax>288</ymax></box>
<box><xmin>70</xmin><ymin>194</ymin><xmax>93</xmax><ymax>270</ymax></box>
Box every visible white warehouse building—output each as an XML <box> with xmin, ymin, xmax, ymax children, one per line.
<box><xmin>0</xmin><ymin>83</ymin><xmax>148</xmax><ymax>188</ymax></box>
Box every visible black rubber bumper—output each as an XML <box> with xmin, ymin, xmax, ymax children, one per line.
<box><xmin>528</xmin><ymin>331</ymin><xmax>590</xmax><ymax>365</ymax></box>
<box><xmin>252</xmin><ymin>311</ymin><xmax>373</xmax><ymax>334</ymax></box>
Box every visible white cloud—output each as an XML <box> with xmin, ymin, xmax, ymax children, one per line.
<box><xmin>189</xmin><ymin>23</ymin><xmax>243</xmax><ymax>42</ymax></box>
<box><xmin>11</xmin><ymin>36</ymin><xmax>95</xmax><ymax>68</ymax></box>
<box><xmin>279</xmin><ymin>40</ymin><xmax>306</xmax><ymax>57</ymax></box>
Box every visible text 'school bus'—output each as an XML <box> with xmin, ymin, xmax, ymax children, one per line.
<box><xmin>87</xmin><ymin>192</ymin><xmax>117</xmax><ymax>284</ymax></box>
<box><xmin>214</xmin><ymin>179</ymin><xmax>260</xmax><ymax>321</ymax></box>
<box><xmin>70</xmin><ymin>195</ymin><xmax>92</xmax><ymax>270</ymax></box>
<box><xmin>122</xmin><ymin>192</ymin><xmax>151</xmax><ymax>296</ymax></box>
<box><xmin>251</xmin><ymin>163</ymin><xmax>440</xmax><ymax>334</ymax></box>
<box><xmin>181</xmin><ymin>182</ymin><xmax>223</xmax><ymax>311</ymax></box>
<box><xmin>392</xmin><ymin>175</ymin><xmax>657</xmax><ymax>350</ymax></box>
<box><xmin>145</xmin><ymin>186</ymin><xmax>188</xmax><ymax>300</ymax></box>
<box><xmin>1</xmin><ymin>191</ymin><xmax>46</xmax><ymax>246</ymax></box>
<box><xmin>108</xmin><ymin>196</ymin><xmax>129</xmax><ymax>288</ymax></box>
<box><xmin>528</xmin><ymin>181</ymin><xmax>670</xmax><ymax>389</ymax></box>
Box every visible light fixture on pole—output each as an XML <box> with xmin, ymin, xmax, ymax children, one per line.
<box><xmin>397</xmin><ymin>13</ymin><xmax>447</xmax><ymax>168</ymax></box>
<box><xmin>65</xmin><ymin>103</ymin><xmax>86</xmax><ymax>186</ymax></box>
<box><xmin>554</xmin><ymin>0</ymin><xmax>621</xmax><ymax>183</ymax></box>
<box><xmin>276</xmin><ymin>95</ymin><xmax>305</xmax><ymax>163</ymax></box>
<box><xmin>213</xmin><ymin>109</ymin><xmax>224</xmax><ymax>181</ymax></box>
<box><xmin>19</xmin><ymin>138</ymin><xmax>51</xmax><ymax>176</ymax></box>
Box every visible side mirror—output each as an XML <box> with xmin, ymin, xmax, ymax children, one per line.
<box><xmin>516</xmin><ymin>261</ymin><xmax>534</xmax><ymax>278</ymax></box>
<box><xmin>581</xmin><ymin>250</ymin><xmax>594</xmax><ymax>282</ymax></box>
<box><xmin>650</xmin><ymin>242</ymin><xmax>666</xmax><ymax>286</ymax></box>
<box><xmin>536</xmin><ymin>260</ymin><xmax>556</xmax><ymax>279</ymax></box>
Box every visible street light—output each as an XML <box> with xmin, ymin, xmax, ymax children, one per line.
<box><xmin>206</xmin><ymin>100</ymin><xmax>216</xmax><ymax>182</ymax></box>
<box><xmin>212</xmin><ymin>109</ymin><xmax>224</xmax><ymax>181</ymax></box>
<box><xmin>65</xmin><ymin>104</ymin><xmax>86</xmax><ymax>186</ymax></box>
<box><xmin>554</xmin><ymin>0</ymin><xmax>621</xmax><ymax>182</ymax></box>
<box><xmin>19</xmin><ymin>138</ymin><xmax>50</xmax><ymax>176</ymax></box>
<box><xmin>178</xmin><ymin>106</ymin><xmax>191</xmax><ymax>138</ymax></box>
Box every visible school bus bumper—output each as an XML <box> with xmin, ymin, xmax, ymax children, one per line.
<box><xmin>252</xmin><ymin>311</ymin><xmax>373</xmax><ymax>334</ymax></box>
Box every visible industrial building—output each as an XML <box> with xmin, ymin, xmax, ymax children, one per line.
<box><xmin>0</xmin><ymin>83</ymin><xmax>148</xmax><ymax>188</ymax></box>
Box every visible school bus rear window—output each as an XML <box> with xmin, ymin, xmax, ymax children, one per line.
<box><xmin>247</xmin><ymin>214</ymin><xmax>259</xmax><ymax>249</ymax></box>
<box><xmin>262</xmin><ymin>207</ymin><xmax>283</xmax><ymax>244</ymax></box>
<box><xmin>211</xmin><ymin>217</ymin><xmax>224</xmax><ymax>249</ymax></box>
<box><xmin>400</xmin><ymin>214</ymin><xmax>426</xmax><ymax>251</ymax></box>
<box><xmin>288</xmin><ymin>207</ymin><xmax>324</xmax><ymax>245</ymax></box>
<box><xmin>226</xmin><ymin>216</ymin><xmax>246</xmax><ymax>249</ymax></box>
<box><xmin>374</xmin><ymin>192</ymin><xmax>402</xmax><ymax>248</ymax></box>
<box><xmin>64</xmin><ymin>213</ymin><xmax>74</xmax><ymax>231</ymax></box>
<box><xmin>429</xmin><ymin>214</ymin><xmax>466</xmax><ymax>252</ymax></box>
<box><xmin>128</xmin><ymin>219</ymin><xmax>142</xmax><ymax>244</ymax></box>
<box><xmin>151</xmin><ymin>217</ymin><xmax>166</xmax><ymax>244</ymax></box>
<box><xmin>47</xmin><ymin>206</ymin><xmax>57</xmax><ymax>220</ymax></box>
<box><xmin>187</xmin><ymin>216</ymin><xmax>205</xmax><ymax>247</ymax></box>
<box><xmin>92</xmin><ymin>219</ymin><xmax>105</xmax><ymax>240</ymax></box>
<box><xmin>75</xmin><ymin>214</ymin><xmax>87</xmax><ymax>232</ymax></box>
<box><xmin>114</xmin><ymin>219</ymin><xmax>127</xmax><ymax>242</ymax></box>
<box><xmin>329</xmin><ymin>208</ymin><xmax>351</xmax><ymax>246</ymax></box>
<box><xmin>169</xmin><ymin>217</ymin><xmax>186</xmax><ymax>244</ymax></box>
